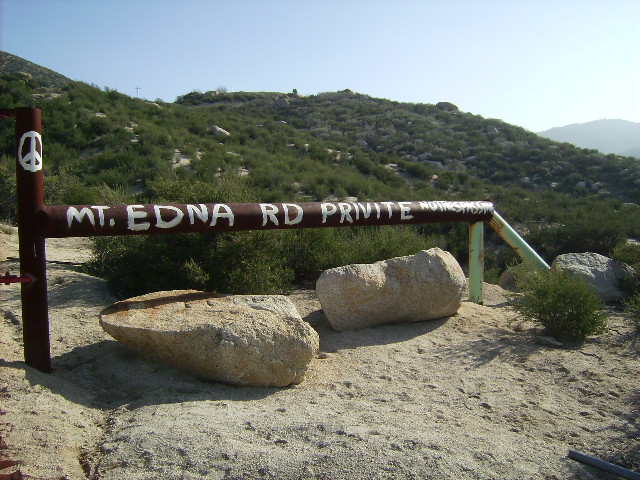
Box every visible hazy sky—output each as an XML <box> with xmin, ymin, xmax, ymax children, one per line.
<box><xmin>1</xmin><ymin>0</ymin><xmax>638</xmax><ymax>131</ymax></box>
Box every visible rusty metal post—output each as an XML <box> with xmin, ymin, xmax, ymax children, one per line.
<box><xmin>468</xmin><ymin>222</ymin><xmax>484</xmax><ymax>304</ymax></box>
<box><xmin>13</xmin><ymin>107</ymin><xmax>51</xmax><ymax>373</ymax></box>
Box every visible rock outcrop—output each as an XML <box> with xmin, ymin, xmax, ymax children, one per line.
<box><xmin>552</xmin><ymin>253</ymin><xmax>634</xmax><ymax>301</ymax></box>
<box><xmin>100</xmin><ymin>291</ymin><xmax>319</xmax><ymax>387</ymax></box>
<box><xmin>210</xmin><ymin>125</ymin><xmax>230</xmax><ymax>136</ymax></box>
<box><xmin>316</xmin><ymin>248</ymin><xmax>465</xmax><ymax>331</ymax></box>
<box><xmin>435</xmin><ymin>101</ymin><xmax>459</xmax><ymax>112</ymax></box>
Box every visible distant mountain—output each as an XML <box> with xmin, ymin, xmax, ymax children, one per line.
<box><xmin>538</xmin><ymin>119</ymin><xmax>640</xmax><ymax>157</ymax></box>
<box><xmin>0</xmin><ymin>50</ymin><xmax>70</xmax><ymax>88</ymax></box>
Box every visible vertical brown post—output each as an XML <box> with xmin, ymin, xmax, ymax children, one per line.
<box><xmin>14</xmin><ymin>107</ymin><xmax>51</xmax><ymax>372</ymax></box>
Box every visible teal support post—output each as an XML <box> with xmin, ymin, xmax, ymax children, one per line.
<box><xmin>468</xmin><ymin>222</ymin><xmax>484</xmax><ymax>304</ymax></box>
<box><xmin>489</xmin><ymin>211</ymin><xmax>550</xmax><ymax>269</ymax></box>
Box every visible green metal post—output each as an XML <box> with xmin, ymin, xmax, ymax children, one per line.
<box><xmin>468</xmin><ymin>222</ymin><xmax>484</xmax><ymax>304</ymax></box>
<box><xmin>489</xmin><ymin>211</ymin><xmax>550</xmax><ymax>269</ymax></box>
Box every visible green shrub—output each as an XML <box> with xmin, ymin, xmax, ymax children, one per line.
<box><xmin>84</xmin><ymin>233</ymin><xmax>216</xmax><ymax>297</ymax></box>
<box><xmin>483</xmin><ymin>266</ymin><xmax>501</xmax><ymax>285</ymax></box>
<box><xmin>622</xmin><ymin>293</ymin><xmax>640</xmax><ymax>331</ymax></box>
<box><xmin>44</xmin><ymin>173</ymin><xmax>99</xmax><ymax>205</ymax></box>
<box><xmin>0</xmin><ymin>156</ymin><xmax>17</xmax><ymax>222</ymax></box>
<box><xmin>611</xmin><ymin>240</ymin><xmax>640</xmax><ymax>268</ymax></box>
<box><xmin>214</xmin><ymin>230</ymin><xmax>294</xmax><ymax>294</ymax></box>
<box><xmin>284</xmin><ymin>225</ymin><xmax>434</xmax><ymax>283</ymax></box>
<box><xmin>611</xmin><ymin>240</ymin><xmax>640</xmax><ymax>295</ymax></box>
<box><xmin>86</xmin><ymin>222</ymin><xmax>436</xmax><ymax>298</ymax></box>
<box><xmin>85</xmin><ymin>230</ymin><xmax>293</xmax><ymax>297</ymax></box>
<box><xmin>510</xmin><ymin>266</ymin><xmax>607</xmax><ymax>340</ymax></box>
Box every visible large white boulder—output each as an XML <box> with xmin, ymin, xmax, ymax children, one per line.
<box><xmin>316</xmin><ymin>248</ymin><xmax>466</xmax><ymax>331</ymax></box>
<box><xmin>552</xmin><ymin>253</ymin><xmax>634</xmax><ymax>301</ymax></box>
<box><xmin>99</xmin><ymin>291</ymin><xmax>319</xmax><ymax>387</ymax></box>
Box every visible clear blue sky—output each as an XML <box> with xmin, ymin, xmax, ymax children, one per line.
<box><xmin>1</xmin><ymin>0</ymin><xmax>638</xmax><ymax>131</ymax></box>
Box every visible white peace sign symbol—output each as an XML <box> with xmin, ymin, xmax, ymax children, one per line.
<box><xmin>18</xmin><ymin>131</ymin><xmax>43</xmax><ymax>173</ymax></box>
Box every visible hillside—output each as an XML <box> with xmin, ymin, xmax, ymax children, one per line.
<box><xmin>1</xmin><ymin>52</ymin><xmax>638</xmax><ymax>206</ymax></box>
<box><xmin>175</xmin><ymin>89</ymin><xmax>640</xmax><ymax>203</ymax></box>
<box><xmin>0</xmin><ymin>50</ymin><xmax>70</xmax><ymax>88</ymax></box>
<box><xmin>539</xmin><ymin>119</ymin><xmax>640</xmax><ymax>158</ymax></box>
<box><xmin>1</xmin><ymin>54</ymin><xmax>640</xmax><ymax>295</ymax></box>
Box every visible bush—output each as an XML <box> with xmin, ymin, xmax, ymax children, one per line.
<box><xmin>612</xmin><ymin>241</ymin><xmax>640</xmax><ymax>268</ymax></box>
<box><xmin>284</xmin><ymin>225</ymin><xmax>435</xmax><ymax>283</ymax></box>
<box><xmin>0</xmin><ymin>156</ymin><xmax>17</xmax><ymax>222</ymax></box>
<box><xmin>511</xmin><ymin>266</ymin><xmax>607</xmax><ymax>340</ymax></box>
<box><xmin>84</xmin><ymin>233</ymin><xmax>216</xmax><ymax>297</ymax></box>
<box><xmin>611</xmin><ymin>240</ymin><xmax>640</xmax><ymax>295</ymax></box>
<box><xmin>86</xmin><ymin>221</ymin><xmax>436</xmax><ymax>298</ymax></box>
<box><xmin>85</xmin><ymin>230</ymin><xmax>295</xmax><ymax>297</ymax></box>
<box><xmin>214</xmin><ymin>230</ymin><xmax>294</xmax><ymax>294</ymax></box>
<box><xmin>622</xmin><ymin>293</ymin><xmax>640</xmax><ymax>331</ymax></box>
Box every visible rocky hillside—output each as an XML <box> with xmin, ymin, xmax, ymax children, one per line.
<box><xmin>0</xmin><ymin>50</ymin><xmax>70</xmax><ymax>88</ymax></box>
<box><xmin>1</xmin><ymin>51</ymin><xmax>639</xmax><ymax>206</ymax></box>
<box><xmin>1</xmin><ymin>54</ymin><xmax>639</xmax><ymax>286</ymax></box>
<box><xmin>177</xmin><ymin>89</ymin><xmax>640</xmax><ymax>203</ymax></box>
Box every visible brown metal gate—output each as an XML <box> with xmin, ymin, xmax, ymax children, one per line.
<box><xmin>2</xmin><ymin>107</ymin><xmax>499</xmax><ymax>373</ymax></box>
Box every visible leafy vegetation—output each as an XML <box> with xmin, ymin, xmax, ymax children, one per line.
<box><xmin>510</xmin><ymin>266</ymin><xmax>608</xmax><ymax>340</ymax></box>
<box><xmin>613</xmin><ymin>241</ymin><xmax>640</xmax><ymax>324</ymax></box>
<box><xmin>1</xmin><ymin>53</ymin><xmax>639</xmax><ymax>297</ymax></box>
<box><xmin>611</xmin><ymin>240</ymin><xmax>640</xmax><ymax>286</ymax></box>
<box><xmin>85</xmin><ymin>223</ymin><xmax>434</xmax><ymax>297</ymax></box>
<box><xmin>0</xmin><ymin>51</ymin><xmax>70</xmax><ymax>88</ymax></box>
<box><xmin>623</xmin><ymin>294</ymin><xmax>640</xmax><ymax>331</ymax></box>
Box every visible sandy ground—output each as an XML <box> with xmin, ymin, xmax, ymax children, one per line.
<box><xmin>0</xmin><ymin>225</ymin><xmax>639</xmax><ymax>480</ymax></box>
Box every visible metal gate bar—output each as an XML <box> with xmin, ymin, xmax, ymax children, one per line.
<box><xmin>38</xmin><ymin>201</ymin><xmax>495</xmax><ymax>237</ymax></box>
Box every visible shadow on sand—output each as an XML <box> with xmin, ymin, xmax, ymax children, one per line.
<box><xmin>4</xmin><ymin>310</ymin><xmax>451</xmax><ymax>412</ymax></box>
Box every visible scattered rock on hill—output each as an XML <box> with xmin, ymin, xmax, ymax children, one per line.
<box><xmin>436</xmin><ymin>101</ymin><xmax>459</xmax><ymax>112</ymax></box>
<box><xmin>210</xmin><ymin>125</ymin><xmax>230</xmax><ymax>136</ymax></box>
<box><xmin>99</xmin><ymin>290</ymin><xmax>319</xmax><ymax>387</ymax></box>
<box><xmin>316</xmin><ymin>248</ymin><xmax>465</xmax><ymax>331</ymax></box>
<box><xmin>552</xmin><ymin>252</ymin><xmax>634</xmax><ymax>301</ymax></box>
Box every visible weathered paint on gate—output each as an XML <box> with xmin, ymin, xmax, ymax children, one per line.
<box><xmin>39</xmin><ymin>200</ymin><xmax>495</xmax><ymax>237</ymax></box>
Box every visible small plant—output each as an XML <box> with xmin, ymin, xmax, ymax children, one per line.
<box><xmin>510</xmin><ymin>265</ymin><xmax>607</xmax><ymax>340</ymax></box>
<box><xmin>611</xmin><ymin>240</ymin><xmax>640</xmax><ymax>268</ymax></box>
<box><xmin>0</xmin><ymin>157</ymin><xmax>17</xmax><ymax>223</ymax></box>
<box><xmin>611</xmin><ymin>240</ymin><xmax>640</xmax><ymax>295</ymax></box>
<box><xmin>622</xmin><ymin>293</ymin><xmax>640</xmax><ymax>331</ymax></box>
